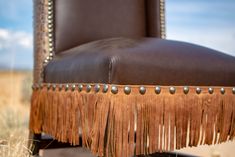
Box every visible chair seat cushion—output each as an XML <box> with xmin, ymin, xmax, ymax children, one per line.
<box><xmin>44</xmin><ymin>37</ymin><xmax>235</xmax><ymax>86</ymax></box>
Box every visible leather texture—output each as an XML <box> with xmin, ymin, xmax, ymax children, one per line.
<box><xmin>55</xmin><ymin>0</ymin><xmax>163</xmax><ymax>53</ymax></box>
<box><xmin>44</xmin><ymin>38</ymin><xmax>235</xmax><ymax>86</ymax></box>
<box><xmin>55</xmin><ymin>0</ymin><xmax>146</xmax><ymax>53</ymax></box>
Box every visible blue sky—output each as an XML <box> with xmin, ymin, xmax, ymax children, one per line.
<box><xmin>0</xmin><ymin>0</ymin><xmax>235</xmax><ymax>69</ymax></box>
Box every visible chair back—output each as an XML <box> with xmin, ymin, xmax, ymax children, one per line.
<box><xmin>54</xmin><ymin>0</ymin><xmax>166</xmax><ymax>53</ymax></box>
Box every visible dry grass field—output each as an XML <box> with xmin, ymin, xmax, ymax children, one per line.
<box><xmin>0</xmin><ymin>71</ymin><xmax>32</xmax><ymax>157</ymax></box>
<box><xmin>0</xmin><ymin>71</ymin><xmax>235</xmax><ymax>157</ymax></box>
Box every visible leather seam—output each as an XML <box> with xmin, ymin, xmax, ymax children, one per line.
<box><xmin>108</xmin><ymin>57</ymin><xmax>114</xmax><ymax>84</ymax></box>
<box><xmin>108</xmin><ymin>58</ymin><xmax>112</xmax><ymax>84</ymax></box>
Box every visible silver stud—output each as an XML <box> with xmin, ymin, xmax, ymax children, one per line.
<box><xmin>48</xmin><ymin>25</ymin><xmax>53</xmax><ymax>29</ymax></box>
<box><xmin>183</xmin><ymin>86</ymin><xmax>189</xmax><ymax>94</ymax></box>
<box><xmin>94</xmin><ymin>84</ymin><xmax>100</xmax><ymax>93</ymax></box>
<box><xmin>52</xmin><ymin>84</ymin><xmax>56</xmax><ymax>91</ymax></box>
<box><xmin>48</xmin><ymin>15</ymin><xmax>53</xmax><ymax>20</ymax></box>
<box><xmin>32</xmin><ymin>84</ymin><xmax>36</xmax><ymax>90</ymax></box>
<box><xmin>48</xmin><ymin>28</ymin><xmax>53</xmax><ymax>33</ymax></box>
<box><xmin>169</xmin><ymin>87</ymin><xmax>176</xmax><ymax>94</ymax></box>
<box><xmin>58</xmin><ymin>84</ymin><xmax>63</xmax><ymax>91</ymax></box>
<box><xmin>155</xmin><ymin>86</ymin><xmax>161</xmax><ymax>94</ymax></box>
<box><xmin>71</xmin><ymin>84</ymin><xmax>76</xmax><ymax>91</ymax></box>
<box><xmin>220</xmin><ymin>88</ymin><xmax>225</xmax><ymax>94</ymax></box>
<box><xmin>103</xmin><ymin>84</ymin><xmax>109</xmax><ymax>93</ymax></box>
<box><xmin>139</xmin><ymin>86</ymin><xmax>146</xmax><ymax>95</ymax></box>
<box><xmin>124</xmin><ymin>86</ymin><xmax>131</xmax><ymax>95</ymax></box>
<box><xmin>232</xmin><ymin>87</ymin><xmax>235</xmax><ymax>94</ymax></box>
<box><xmin>65</xmin><ymin>84</ymin><xmax>69</xmax><ymax>91</ymax></box>
<box><xmin>111</xmin><ymin>85</ymin><xmax>118</xmax><ymax>94</ymax></box>
<box><xmin>44</xmin><ymin>59</ymin><xmax>48</xmax><ymax>64</ymax></box>
<box><xmin>78</xmin><ymin>84</ymin><xmax>83</xmax><ymax>92</ymax></box>
<box><xmin>196</xmin><ymin>87</ymin><xmax>201</xmax><ymax>94</ymax></box>
<box><xmin>47</xmin><ymin>83</ymin><xmax>51</xmax><ymax>90</ymax></box>
<box><xmin>49</xmin><ymin>53</ymin><xmax>53</xmax><ymax>57</ymax></box>
<box><xmin>49</xmin><ymin>48</ymin><xmax>53</xmax><ymax>52</ymax></box>
<box><xmin>86</xmin><ymin>84</ymin><xmax>92</xmax><ymax>92</ymax></box>
<box><xmin>208</xmin><ymin>87</ymin><xmax>214</xmax><ymax>94</ymax></box>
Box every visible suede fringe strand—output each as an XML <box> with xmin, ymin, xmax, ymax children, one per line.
<box><xmin>29</xmin><ymin>84</ymin><xmax>235</xmax><ymax>157</ymax></box>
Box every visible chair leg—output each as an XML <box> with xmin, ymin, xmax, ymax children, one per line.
<box><xmin>28</xmin><ymin>132</ymin><xmax>41</xmax><ymax>156</ymax></box>
<box><xmin>136</xmin><ymin>152</ymin><xmax>199</xmax><ymax>157</ymax></box>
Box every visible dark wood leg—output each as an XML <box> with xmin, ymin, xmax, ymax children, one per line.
<box><xmin>136</xmin><ymin>152</ymin><xmax>199</xmax><ymax>157</ymax></box>
<box><xmin>28</xmin><ymin>132</ymin><xmax>41</xmax><ymax>156</ymax></box>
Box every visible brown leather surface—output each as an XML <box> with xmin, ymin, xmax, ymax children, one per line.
<box><xmin>44</xmin><ymin>38</ymin><xmax>235</xmax><ymax>86</ymax></box>
<box><xmin>146</xmin><ymin>0</ymin><xmax>162</xmax><ymax>37</ymax></box>
<box><xmin>55</xmin><ymin>0</ymin><xmax>147</xmax><ymax>53</ymax></box>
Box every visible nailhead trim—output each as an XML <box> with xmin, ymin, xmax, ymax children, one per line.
<box><xmin>208</xmin><ymin>87</ymin><xmax>214</xmax><ymax>94</ymax></box>
<box><xmin>111</xmin><ymin>85</ymin><xmax>118</xmax><ymax>94</ymax></box>
<box><xmin>32</xmin><ymin>84</ymin><xmax>235</xmax><ymax>96</ymax></box>
<box><xmin>170</xmin><ymin>87</ymin><xmax>176</xmax><ymax>94</ymax></box>
<box><xmin>139</xmin><ymin>86</ymin><xmax>146</xmax><ymax>95</ymax></box>
<box><xmin>124</xmin><ymin>86</ymin><xmax>131</xmax><ymax>95</ymax></box>
<box><xmin>196</xmin><ymin>87</ymin><xmax>201</xmax><ymax>94</ymax></box>
<box><xmin>183</xmin><ymin>86</ymin><xmax>189</xmax><ymax>94</ymax></box>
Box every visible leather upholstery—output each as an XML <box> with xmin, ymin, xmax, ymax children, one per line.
<box><xmin>55</xmin><ymin>0</ymin><xmax>146</xmax><ymax>53</ymax></box>
<box><xmin>44</xmin><ymin>38</ymin><xmax>235</xmax><ymax>86</ymax></box>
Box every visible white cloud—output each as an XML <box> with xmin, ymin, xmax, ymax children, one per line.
<box><xmin>0</xmin><ymin>28</ymin><xmax>33</xmax><ymax>69</ymax></box>
<box><xmin>0</xmin><ymin>28</ymin><xmax>32</xmax><ymax>50</ymax></box>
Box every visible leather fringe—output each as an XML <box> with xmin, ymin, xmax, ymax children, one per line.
<box><xmin>29</xmin><ymin>84</ymin><xmax>235</xmax><ymax>157</ymax></box>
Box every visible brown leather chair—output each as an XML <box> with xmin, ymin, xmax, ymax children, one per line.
<box><xmin>29</xmin><ymin>0</ymin><xmax>235</xmax><ymax>156</ymax></box>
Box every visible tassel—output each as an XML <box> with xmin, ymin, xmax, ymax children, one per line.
<box><xmin>29</xmin><ymin>84</ymin><xmax>235</xmax><ymax>157</ymax></box>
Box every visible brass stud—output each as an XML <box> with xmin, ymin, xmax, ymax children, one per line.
<box><xmin>32</xmin><ymin>84</ymin><xmax>36</xmax><ymax>90</ymax></box>
<box><xmin>47</xmin><ymin>83</ymin><xmax>51</xmax><ymax>90</ymax></box>
<box><xmin>94</xmin><ymin>84</ymin><xmax>100</xmax><ymax>93</ymax></box>
<box><xmin>208</xmin><ymin>87</ymin><xmax>214</xmax><ymax>94</ymax></box>
<box><xmin>124</xmin><ymin>86</ymin><xmax>131</xmax><ymax>95</ymax></box>
<box><xmin>71</xmin><ymin>84</ymin><xmax>76</xmax><ymax>91</ymax></box>
<box><xmin>103</xmin><ymin>84</ymin><xmax>109</xmax><ymax>93</ymax></box>
<box><xmin>48</xmin><ymin>15</ymin><xmax>53</xmax><ymax>19</ymax></box>
<box><xmin>196</xmin><ymin>87</ymin><xmax>201</xmax><ymax>94</ymax></box>
<box><xmin>48</xmin><ymin>25</ymin><xmax>53</xmax><ymax>29</ymax></box>
<box><xmin>169</xmin><ymin>87</ymin><xmax>176</xmax><ymax>94</ymax></box>
<box><xmin>183</xmin><ymin>86</ymin><xmax>189</xmax><ymax>94</ymax></box>
<box><xmin>44</xmin><ymin>59</ymin><xmax>48</xmax><ymax>64</ymax></box>
<box><xmin>49</xmin><ymin>42</ymin><xmax>53</xmax><ymax>47</ymax></box>
<box><xmin>49</xmin><ymin>48</ymin><xmax>53</xmax><ymax>52</ymax></box>
<box><xmin>139</xmin><ymin>86</ymin><xmax>146</xmax><ymax>95</ymax></box>
<box><xmin>48</xmin><ymin>11</ymin><xmax>53</xmax><ymax>15</ymax></box>
<box><xmin>111</xmin><ymin>85</ymin><xmax>118</xmax><ymax>94</ymax></box>
<box><xmin>65</xmin><ymin>84</ymin><xmax>69</xmax><ymax>91</ymax></box>
<box><xmin>155</xmin><ymin>86</ymin><xmax>161</xmax><ymax>94</ymax></box>
<box><xmin>52</xmin><ymin>84</ymin><xmax>56</xmax><ymax>91</ymax></box>
<box><xmin>220</xmin><ymin>88</ymin><xmax>225</xmax><ymax>94</ymax></box>
<box><xmin>86</xmin><ymin>84</ymin><xmax>92</xmax><ymax>93</ymax></box>
<box><xmin>78</xmin><ymin>84</ymin><xmax>83</xmax><ymax>92</ymax></box>
<box><xmin>232</xmin><ymin>87</ymin><xmax>235</xmax><ymax>94</ymax></box>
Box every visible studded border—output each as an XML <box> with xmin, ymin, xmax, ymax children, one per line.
<box><xmin>160</xmin><ymin>0</ymin><xmax>166</xmax><ymax>39</ymax></box>
<box><xmin>33</xmin><ymin>0</ymin><xmax>54</xmax><ymax>84</ymax></box>
<box><xmin>32</xmin><ymin>83</ymin><xmax>235</xmax><ymax>95</ymax></box>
